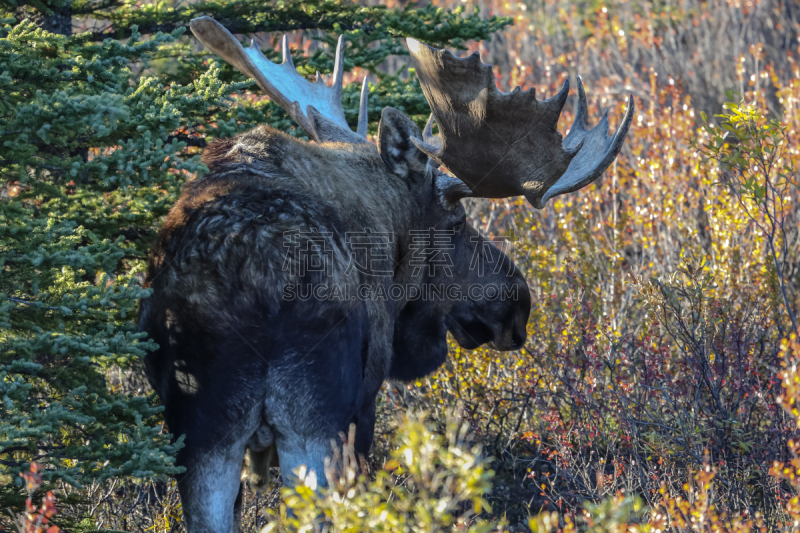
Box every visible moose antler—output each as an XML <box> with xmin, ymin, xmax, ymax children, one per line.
<box><xmin>190</xmin><ymin>17</ymin><xmax>369</xmax><ymax>144</ymax></box>
<box><xmin>407</xmin><ymin>38</ymin><xmax>633</xmax><ymax>209</ymax></box>
<box><xmin>422</xmin><ymin>114</ymin><xmax>442</xmax><ymax>153</ymax></box>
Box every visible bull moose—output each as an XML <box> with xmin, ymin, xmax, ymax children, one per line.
<box><xmin>139</xmin><ymin>16</ymin><xmax>633</xmax><ymax>532</ymax></box>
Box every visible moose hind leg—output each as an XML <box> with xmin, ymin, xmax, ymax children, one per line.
<box><xmin>233</xmin><ymin>482</ymin><xmax>244</xmax><ymax>533</ymax></box>
<box><xmin>243</xmin><ymin>445</ymin><xmax>276</xmax><ymax>492</ymax></box>
<box><xmin>275</xmin><ymin>435</ymin><xmax>333</xmax><ymax>488</ymax></box>
<box><xmin>176</xmin><ymin>445</ymin><xmax>246</xmax><ymax>533</ymax></box>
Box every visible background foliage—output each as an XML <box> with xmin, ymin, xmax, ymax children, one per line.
<box><xmin>2</xmin><ymin>0</ymin><xmax>800</xmax><ymax>531</ymax></box>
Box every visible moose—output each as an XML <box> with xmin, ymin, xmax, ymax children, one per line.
<box><xmin>139</xmin><ymin>16</ymin><xmax>632</xmax><ymax>532</ymax></box>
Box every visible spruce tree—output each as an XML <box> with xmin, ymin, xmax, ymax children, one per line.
<box><xmin>0</xmin><ymin>0</ymin><xmax>509</xmax><ymax>526</ymax></box>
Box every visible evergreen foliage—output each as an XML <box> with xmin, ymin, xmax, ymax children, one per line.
<box><xmin>0</xmin><ymin>0</ymin><xmax>510</xmax><ymax>522</ymax></box>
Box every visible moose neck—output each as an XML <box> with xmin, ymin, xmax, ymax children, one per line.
<box><xmin>200</xmin><ymin>125</ymin><xmax>422</xmax><ymax>310</ymax></box>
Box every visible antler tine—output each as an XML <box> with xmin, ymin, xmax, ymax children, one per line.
<box><xmin>417</xmin><ymin>114</ymin><xmax>443</xmax><ymax>170</ymax></box>
<box><xmin>407</xmin><ymin>37</ymin><xmax>633</xmax><ymax>208</ymax></box>
<box><xmin>409</xmin><ymin>115</ymin><xmax>443</xmax><ymax>160</ymax></box>
<box><xmin>281</xmin><ymin>34</ymin><xmax>294</xmax><ymax>67</ymax></box>
<box><xmin>356</xmin><ymin>76</ymin><xmax>370</xmax><ymax>138</ymax></box>
<box><xmin>544</xmin><ymin>78</ymin><xmax>572</xmax><ymax>126</ymax></box>
<box><xmin>331</xmin><ymin>35</ymin><xmax>346</xmax><ymax>101</ymax></box>
<box><xmin>569</xmin><ymin>75</ymin><xmax>590</xmax><ymax>135</ymax></box>
<box><xmin>541</xmin><ymin>79</ymin><xmax>634</xmax><ymax>206</ymax></box>
<box><xmin>190</xmin><ymin>17</ymin><xmax>366</xmax><ymax>144</ymax></box>
<box><xmin>422</xmin><ymin>114</ymin><xmax>440</xmax><ymax>147</ymax></box>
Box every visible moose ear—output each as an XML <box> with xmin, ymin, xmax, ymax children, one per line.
<box><xmin>377</xmin><ymin>108</ymin><xmax>429</xmax><ymax>180</ymax></box>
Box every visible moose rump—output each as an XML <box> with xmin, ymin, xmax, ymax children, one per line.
<box><xmin>140</xmin><ymin>178</ymin><xmax>372</xmax><ymax>529</ymax></box>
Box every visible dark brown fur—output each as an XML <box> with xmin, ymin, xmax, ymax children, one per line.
<box><xmin>140</xmin><ymin>111</ymin><xmax>530</xmax><ymax>533</ymax></box>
